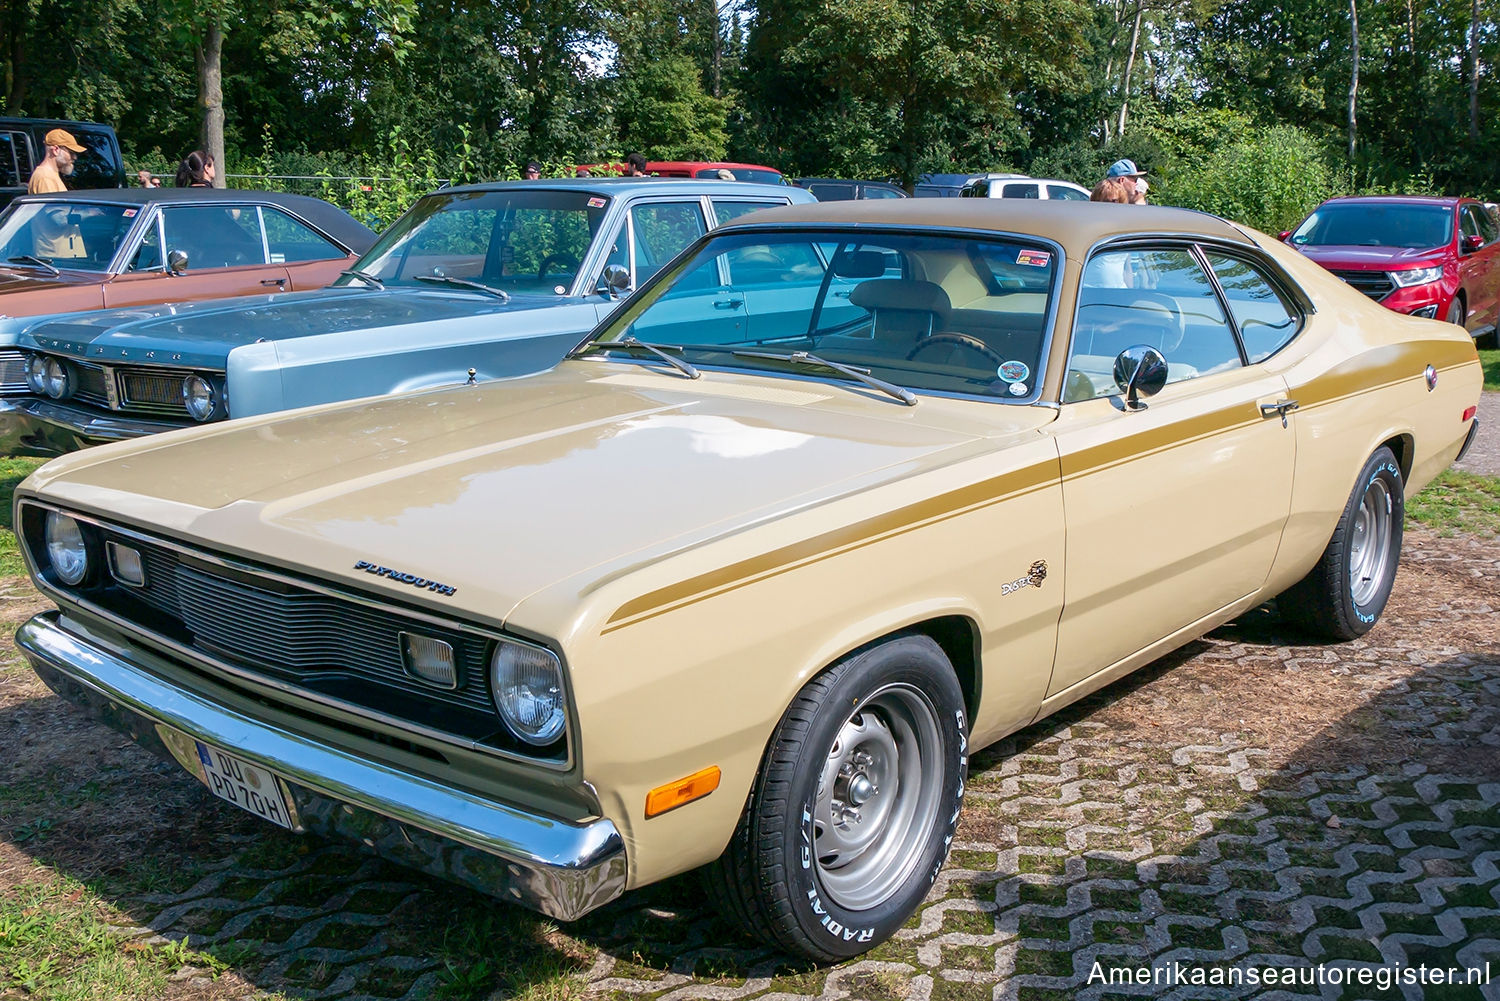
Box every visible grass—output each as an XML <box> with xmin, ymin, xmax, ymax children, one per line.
<box><xmin>1408</xmin><ymin>469</ymin><xmax>1500</xmax><ymax>537</ymax></box>
<box><xmin>0</xmin><ymin>456</ymin><xmax>45</xmax><ymax>576</ymax></box>
<box><xmin>1481</xmin><ymin>348</ymin><xmax>1499</xmax><ymax>391</ymax></box>
<box><xmin>0</xmin><ymin>877</ymin><xmax>229</xmax><ymax>1000</ymax></box>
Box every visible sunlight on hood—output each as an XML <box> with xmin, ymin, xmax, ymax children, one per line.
<box><xmin>614</xmin><ymin>414</ymin><xmax>813</xmax><ymax>459</ymax></box>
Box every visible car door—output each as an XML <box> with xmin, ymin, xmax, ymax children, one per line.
<box><xmin>261</xmin><ymin>205</ymin><xmax>354</xmax><ymax>290</ymax></box>
<box><xmin>615</xmin><ymin>199</ymin><xmax>746</xmax><ymax>342</ymax></box>
<box><xmin>103</xmin><ymin>203</ymin><xmax>290</xmax><ymax>307</ymax></box>
<box><xmin>1459</xmin><ymin>203</ymin><xmax>1500</xmax><ymax>332</ymax></box>
<box><xmin>1045</xmin><ymin>243</ymin><xmax>1296</xmax><ymax>701</ymax></box>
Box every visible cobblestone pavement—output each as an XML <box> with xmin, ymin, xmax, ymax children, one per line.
<box><xmin>1</xmin><ymin>526</ymin><xmax>1497</xmax><ymax>1001</ymax></box>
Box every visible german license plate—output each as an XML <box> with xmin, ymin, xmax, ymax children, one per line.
<box><xmin>194</xmin><ymin>741</ymin><xmax>294</xmax><ymax>829</ymax></box>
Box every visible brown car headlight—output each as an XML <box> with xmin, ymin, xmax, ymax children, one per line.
<box><xmin>42</xmin><ymin>357</ymin><xmax>71</xmax><ymax>399</ymax></box>
<box><xmin>23</xmin><ymin>354</ymin><xmax>47</xmax><ymax>394</ymax></box>
<box><xmin>490</xmin><ymin>640</ymin><xmax>567</xmax><ymax>746</ymax></box>
<box><xmin>45</xmin><ymin>511</ymin><xmax>90</xmax><ymax>585</ymax></box>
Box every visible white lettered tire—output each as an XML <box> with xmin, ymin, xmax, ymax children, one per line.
<box><xmin>704</xmin><ymin>634</ymin><xmax>968</xmax><ymax>961</ymax></box>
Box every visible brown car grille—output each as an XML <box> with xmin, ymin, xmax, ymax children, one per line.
<box><xmin>0</xmin><ymin>349</ymin><xmax>26</xmax><ymax>393</ymax></box>
<box><xmin>98</xmin><ymin>529</ymin><xmax>507</xmax><ymax>734</ymax></box>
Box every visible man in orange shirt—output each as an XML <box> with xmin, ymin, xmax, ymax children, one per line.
<box><xmin>27</xmin><ymin>129</ymin><xmax>86</xmax><ymax>194</ymax></box>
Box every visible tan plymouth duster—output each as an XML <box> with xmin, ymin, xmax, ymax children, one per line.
<box><xmin>14</xmin><ymin>200</ymin><xmax>1483</xmax><ymax>960</ymax></box>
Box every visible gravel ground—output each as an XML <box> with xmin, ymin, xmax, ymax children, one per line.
<box><xmin>1452</xmin><ymin>391</ymin><xmax>1499</xmax><ymax>477</ymax></box>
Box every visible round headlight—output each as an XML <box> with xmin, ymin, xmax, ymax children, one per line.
<box><xmin>490</xmin><ymin>641</ymin><xmax>567</xmax><ymax>746</ymax></box>
<box><xmin>44</xmin><ymin>511</ymin><xmax>89</xmax><ymax>585</ymax></box>
<box><xmin>42</xmin><ymin>357</ymin><xmax>69</xmax><ymax>399</ymax></box>
<box><xmin>24</xmin><ymin>354</ymin><xmax>47</xmax><ymax>394</ymax></box>
<box><xmin>182</xmin><ymin>375</ymin><xmax>217</xmax><ymax>422</ymax></box>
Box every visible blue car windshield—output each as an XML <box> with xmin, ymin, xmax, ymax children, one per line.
<box><xmin>0</xmin><ymin>201</ymin><xmax>137</xmax><ymax>272</ymax></box>
<box><xmin>1291</xmin><ymin>203</ymin><xmax>1454</xmax><ymax>249</ymax></box>
<box><xmin>587</xmin><ymin>229</ymin><xmax>1059</xmax><ymax>402</ymax></box>
<box><xmin>348</xmin><ymin>189</ymin><xmax>610</xmax><ymax>294</ymax></box>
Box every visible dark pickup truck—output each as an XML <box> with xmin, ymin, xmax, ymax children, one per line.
<box><xmin>1</xmin><ymin>118</ymin><xmax>126</xmax><ymax>210</ymax></box>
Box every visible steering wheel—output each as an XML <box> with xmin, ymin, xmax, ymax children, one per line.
<box><xmin>538</xmin><ymin>252</ymin><xmax>580</xmax><ymax>282</ymax></box>
<box><xmin>905</xmin><ymin>333</ymin><xmax>1006</xmax><ymax>368</ymax></box>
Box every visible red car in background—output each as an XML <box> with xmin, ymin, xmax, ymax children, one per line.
<box><xmin>1284</xmin><ymin>195</ymin><xmax>1499</xmax><ymax>348</ymax></box>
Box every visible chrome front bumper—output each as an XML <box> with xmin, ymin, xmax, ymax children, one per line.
<box><xmin>0</xmin><ymin>396</ymin><xmax>186</xmax><ymax>456</ymax></box>
<box><xmin>16</xmin><ymin>612</ymin><xmax>628</xmax><ymax>921</ymax></box>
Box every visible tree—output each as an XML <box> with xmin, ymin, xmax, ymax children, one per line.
<box><xmin>741</xmin><ymin>0</ymin><xmax>1090</xmax><ymax>186</ymax></box>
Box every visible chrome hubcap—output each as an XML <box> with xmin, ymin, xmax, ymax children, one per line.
<box><xmin>1349</xmin><ymin>476</ymin><xmax>1394</xmax><ymax>608</ymax></box>
<box><xmin>812</xmin><ymin>684</ymin><xmax>943</xmax><ymax>911</ymax></box>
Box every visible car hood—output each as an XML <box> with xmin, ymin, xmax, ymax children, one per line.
<box><xmin>1292</xmin><ymin>244</ymin><xmax>1447</xmax><ymax>269</ymax></box>
<box><xmin>27</xmin><ymin>363</ymin><xmax>1050</xmax><ymax>631</ymax></box>
<box><xmin>0</xmin><ymin>268</ymin><xmax>97</xmax><ymax>295</ymax></box>
<box><xmin>12</xmin><ymin>286</ymin><xmax>572</xmax><ymax>368</ymax></box>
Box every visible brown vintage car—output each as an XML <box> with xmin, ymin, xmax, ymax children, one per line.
<box><xmin>0</xmin><ymin>188</ymin><xmax>377</xmax><ymax>317</ymax></box>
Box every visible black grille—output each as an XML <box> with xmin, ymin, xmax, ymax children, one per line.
<box><xmin>97</xmin><ymin>529</ymin><xmax>508</xmax><ymax>733</ymax></box>
<box><xmin>118</xmin><ymin>370</ymin><xmax>188</xmax><ymax>415</ymax></box>
<box><xmin>1329</xmin><ymin>269</ymin><xmax>1394</xmax><ymax>300</ymax></box>
<box><xmin>73</xmin><ymin>362</ymin><xmax>111</xmax><ymax>409</ymax></box>
<box><xmin>0</xmin><ymin>349</ymin><xmax>25</xmax><ymax>393</ymax></box>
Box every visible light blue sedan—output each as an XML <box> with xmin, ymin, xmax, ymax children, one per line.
<box><xmin>0</xmin><ymin>178</ymin><xmax>814</xmax><ymax>455</ymax></box>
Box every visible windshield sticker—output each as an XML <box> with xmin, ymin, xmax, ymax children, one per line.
<box><xmin>588</xmin><ymin>196</ymin><xmax>608</xmax><ymax>208</ymax></box>
<box><xmin>997</xmin><ymin>360</ymin><xmax>1030</xmax><ymax>383</ymax></box>
<box><xmin>1008</xmin><ymin>381</ymin><xmax>1029</xmax><ymax>396</ymax></box>
<box><xmin>1016</xmin><ymin>249</ymin><xmax>1051</xmax><ymax>267</ymax></box>
<box><xmin>122</xmin><ymin>208</ymin><xmax>138</xmax><ymax>218</ymax></box>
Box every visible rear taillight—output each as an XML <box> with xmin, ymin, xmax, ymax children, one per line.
<box><xmin>1463</xmin><ymin>406</ymin><xmax>1478</xmax><ymax>422</ymax></box>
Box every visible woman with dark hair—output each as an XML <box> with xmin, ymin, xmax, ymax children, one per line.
<box><xmin>174</xmin><ymin>151</ymin><xmax>216</xmax><ymax>188</ymax></box>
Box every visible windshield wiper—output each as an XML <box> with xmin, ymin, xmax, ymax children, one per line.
<box><xmin>732</xmin><ymin>350</ymin><xmax>917</xmax><ymax>406</ymax></box>
<box><xmin>413</xmin><ymin>274</ymin><xmax>510</xmax><ymax>301</ymax></box>
<box><xmin>7</xmin><ymin>255</ymin><xmax>60</xmax><ymax>276</ymax></box>
<box><xmin>340</xmin><ymin>268</ymin><xmax>384</xmax><ymax>289</ymax></box>
<box><xmin>574</xmin><ymin>336</ymin><xmax>700</xmax><ymax>379</ymax></box>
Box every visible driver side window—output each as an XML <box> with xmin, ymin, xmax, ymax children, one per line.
<box><xmin>633</xmin><ymin>201</ymin><xmax>709</xmax><ymax>288</ymax></box>
<box><xmin>1066</xmin><ymin>248</ymin><xmax>1241</xmax><ymax>402</ymax></box>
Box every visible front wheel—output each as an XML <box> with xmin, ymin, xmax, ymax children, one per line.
<box><xmin>704</xmin><ymin>634</ymin><xmax>968</xmax><ymax>961</ymax></box>
<box><xmin>1278</xmin><ymin>446</ymin><xmax>1404</xmax><ymax>639</ymax></box>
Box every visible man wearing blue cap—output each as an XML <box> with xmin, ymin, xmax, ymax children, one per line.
<box><xmin>1105</xmin><ymin>159</ymin><xmax>1149</xmax><ymax>204</ymax></box>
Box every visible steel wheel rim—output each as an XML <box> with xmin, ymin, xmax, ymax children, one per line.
<box><xmin>812</xmin><ymin>683</ymin><xmax>943</xmax><ymax>911</ymax></box>
<box><xmin>1349</xmin><ymin>476</ymin><xmax>1394</xmax><ymax>607</ymax></box>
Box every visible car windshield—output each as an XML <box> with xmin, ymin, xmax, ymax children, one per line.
<box><xmin>1291</xmin><ymin>203</ymin><xmax>1454</xmax><ymax>249</ymax></box>
<box><xmin>584</xmin><ymin>229</ymin><xmax>1059</xmax><ymax>401</ymax></box>
<box><xmin>0</xmin><ymin>201</ymin><xmax>138</xmax><ymax>272</ymax></box>
<box><xmin>345</xmin><ymin>188</ymin><xmax>609</xmax><ymax>294</ymax></box>
<box><xmin>693</xmin><ymin>168</ymin><xmax>784</xmax><ymax>184</ymax></box>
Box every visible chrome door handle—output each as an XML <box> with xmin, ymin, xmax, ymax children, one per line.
<box><xmin>260</xmin><ymin>278</ymin><xmax>287</xmax><ymax>288</ymax></box>
<box><xmin>1259</xmin><ymin>399</ymin><xmax>1299</xmax><ymax>427</ymax></box>
<box><xmin>713</xmin><ymin>299</ymin><xmax>743</xmax><ymax>309</ymax></box>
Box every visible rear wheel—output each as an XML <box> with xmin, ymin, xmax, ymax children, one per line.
<box><xmin>1279</xmin><ymin>447</ymin><xmax>1404</xmax><ymax>639</ymax></box>
<box><xmin>704</xmin><ymin>634</ymin><xmax>968</xmax><ymax>961</ymax></box>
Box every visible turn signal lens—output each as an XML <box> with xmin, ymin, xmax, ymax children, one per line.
<box><xmin>400</xmin><ymin>632</ymin><xmax>458</xmax><ymax>689</ymax></box>
<box><xmin>1463</xmin><ymin>406</ymin><xmax>1477</xmax><ymax>422</ymax></box>
<box><xmin>645</xmin><ymin>766</ymin><xmax>721</xmax><ymax>818</ymax></box>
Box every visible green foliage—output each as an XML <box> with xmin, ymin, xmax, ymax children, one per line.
<box><xmin>1162</xmin><ymin>124</ymin><xmax>1337</xmax><ymax>233</ymax></box>
<box><xmin>614</xmin><ymin>53</ymin><xmax>729</xmax><ymax>160</ymax></box>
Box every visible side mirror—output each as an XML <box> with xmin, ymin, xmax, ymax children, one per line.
<box><xmin>1463</xmin><ymin>234</ymin><xmax>1484</xmax><ymax>253</ymax></box>
<box><xmin>167</xmin><ymin>249</ymin><xmax>189</xmax><ymax>275</ymax></box>
<box><xmin>1113</xmin><ymin>345</ymin><xmax>1169</xmax><ymax>411</ymax></box>
<box><xmin>599</xmin><ymin>264</ymin><xmax>632</xmax><ymax>298</ymax></box>
<box><xmin>1277</xmin><ymin>230</ymin><xmax>1292</xmax><ymax>242</ymax></box>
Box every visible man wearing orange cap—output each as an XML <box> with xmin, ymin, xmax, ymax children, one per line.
<box><xmin>27</xmin><ymin>128</ymin><xmax>86</xmax><ymax>194</ymax></box>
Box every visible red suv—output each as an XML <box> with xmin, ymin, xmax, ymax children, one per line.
<box><xmin>1284</xmin><ymin>195</ymin><xmax>1499</xmax><ymax>348</ymax></box>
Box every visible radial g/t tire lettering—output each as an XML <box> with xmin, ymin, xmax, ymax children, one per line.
<box><xmin>703</xmin><ymin>633</ymin><xmax>968</xmax><ymax>961</ymax></box>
